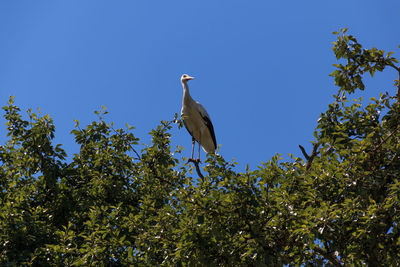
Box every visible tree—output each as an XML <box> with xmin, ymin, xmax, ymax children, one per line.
<box><xmin>0</xmin><ymin>29</ymin><xmax>399</xmax><ymax>266</ymax></box>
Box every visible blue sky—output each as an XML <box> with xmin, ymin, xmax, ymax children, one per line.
<box><xmin>1</xmin><ymin>1</ymin><xmax>399</xmax><ymax>171</ymax></box>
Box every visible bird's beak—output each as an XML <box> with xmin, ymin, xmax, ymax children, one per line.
<box><xmin>187</xmin><ymin>76</ymin><xmax>194</xmax><ymax>80</ymax></box>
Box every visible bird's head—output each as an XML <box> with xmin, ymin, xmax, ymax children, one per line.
<box><xmin>181</xmin><ymin>74</ymin><xmax>194</xmax><ymax>83</ymax></box>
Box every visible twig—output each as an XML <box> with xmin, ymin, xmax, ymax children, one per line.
<box><xmin>128</xmin><ymin>143</ymin><xmax>141</xmax><ymax>160</ymax></box>
<box><xmin>372</xmin><ymin>125</ymin><xmax>399</xmax><ymax>152</ymax></box>
<box><xmin>111</xmin><ymin>126</ymin><xmax>141</xmax><ymax>160</ymax></box>
<box><xmin>299</xmin><ymin>143</ymin><xmax>320</xmax><ymax>170</ymax></box>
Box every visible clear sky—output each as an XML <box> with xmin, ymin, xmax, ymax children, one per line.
<box><xmin>1</xmin><ymin>1</ymin><xmax>399</xmax><ymax>171</ymax></box>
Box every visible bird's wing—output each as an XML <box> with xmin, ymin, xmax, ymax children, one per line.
<box><xmin>181</xmin><ymin>107</ymin><xmax>194</xmax><ymax>137</ymax></box>
<box><xmin>196</xmin><ymin>102</ymin><xmax>217</xmax><ymax>150</ymax></box>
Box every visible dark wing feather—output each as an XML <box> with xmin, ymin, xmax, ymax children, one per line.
<box><xmin>200</xmin><ymin>113</ymin><xmax>217</xmax><ymax>151</ymax></box>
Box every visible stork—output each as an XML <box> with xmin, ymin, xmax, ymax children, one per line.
<box><xmin>180</xmin><ymin>74</ymin><xmax>217</xmax><ymax>163</ymax></box>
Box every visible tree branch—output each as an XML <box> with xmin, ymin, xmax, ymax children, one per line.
<box><xmin>299</xmin><ymin>143</ymin><xmax>320</xmax><ymax>170</ymax></box>
<box><xmin>313</xmin><ymin>247</ymin><xmax>342</xmax><ymax>267</ymax></box>
<box><xmin>298</xmin><ymin>145</ymin><xmax>309</xmax><ymax>160</ymax></box>
<box><xmin>188</xmin><ymin>159</ymin><xmax>204</xmax><ymax>180</ymax></box>
<box><xmin>372</xmin><ymin>125</ymin><xmax>399</xmax><ymax>152</ymax></box>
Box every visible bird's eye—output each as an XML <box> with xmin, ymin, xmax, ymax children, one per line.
<box><xmin>183</xmin><ymin>75</ymin><xmax>187</xmax><ymax>77</ymax></box>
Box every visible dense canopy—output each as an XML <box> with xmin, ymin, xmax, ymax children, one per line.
<box><xmin>0</xmin><ymin>30</ymin><xmax>399</xmax><ymax>266</ymax></box>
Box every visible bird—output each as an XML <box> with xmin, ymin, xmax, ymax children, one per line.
<box><xmin>180</xmin><ymin>74</ymin><xmax>217</xmax><ymax>163</ymax></box>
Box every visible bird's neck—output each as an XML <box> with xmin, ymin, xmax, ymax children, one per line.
<box><xmin>182</xmin><ymin>82</ymin><xmax>192</xmax><ymax>102</ymax></box>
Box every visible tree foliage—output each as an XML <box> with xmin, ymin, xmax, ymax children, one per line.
<box><xmin>1</xmin><ymin>29</ymin><xmax>399</xmax><ymax>266</ymax></box>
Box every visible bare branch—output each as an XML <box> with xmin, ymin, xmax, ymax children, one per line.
<box><xmin>188</xmin><ymin>158</ymin><xmax>204</xmax><ymax>180</ymax></box>
<box><xmin>299</xmin><ymin>143</ymin><xmax>320</xmax><ymax>170</ymax></box>
<box><xmin>298</xmin><ymin>145</ymin><xmax>310</xmax><ymax>160</ymax></box>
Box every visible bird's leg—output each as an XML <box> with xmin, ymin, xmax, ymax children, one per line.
<box><xmin>196</xmin><ymin>132</ymin><xmax>201</xmax><ymax>163</ymax></box>
<box><xmin>191</xmin><ymin>137</ymin><xmax>195</xmax><ymax>160</ymax></box>
<box><xmin>197</xmin><ymin>140</ymin><xmax>201</xmax><ymax>163</ymax></box>
<box><xmin>187</xmin><ymin>137</ymin><xmax>199</xmax><ymax>164</ymax></box>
